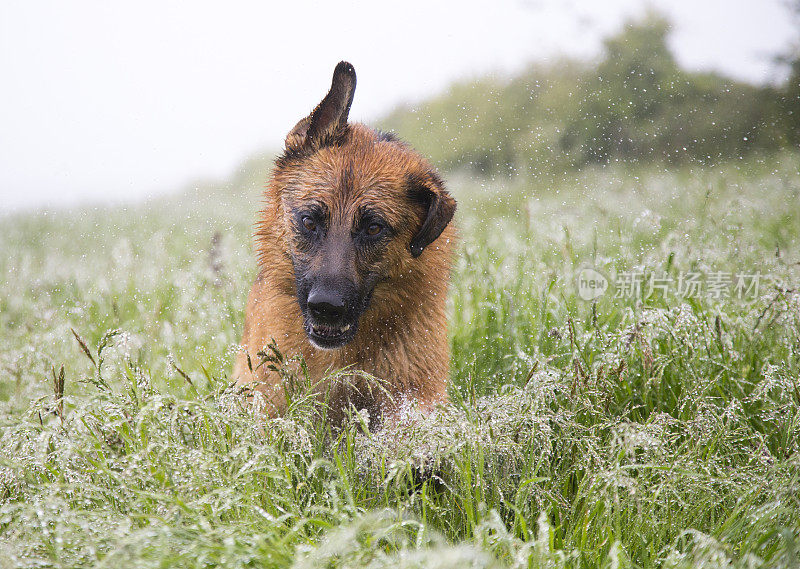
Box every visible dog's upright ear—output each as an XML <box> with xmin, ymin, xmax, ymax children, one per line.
<box><xmin>285</xmin><ymin>61</ymin><xmax>357</xmax><ymax>151</ymax></box>
<box><xmin>408</xmin><ymin>172</ymin><xmax>457</xmax><ymax>258</ymax></box>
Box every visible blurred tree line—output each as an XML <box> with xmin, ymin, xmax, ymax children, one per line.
<box><xmin>780</xmin><ymin>0</ymin><xmax>800</xmax><ymax>146</ymax></box>
<box><xmin>381</xmin><ymin>13</ymin><xmax>799</xmax><ymax>177</ymax></box>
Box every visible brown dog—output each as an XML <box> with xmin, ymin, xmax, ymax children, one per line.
<box><xmin>233</xmin><ymin>62</ymin><xmax>457</xmax><ymax>427</ymax></box>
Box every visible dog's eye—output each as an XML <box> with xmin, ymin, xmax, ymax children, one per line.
<box><xmin>302</xmin><ymin>216</ymin><xmax>317</xmax><ymax>232</ymax></box>
<box><xmin>365</xmin><ymin>222</ymin><xmax>383</xmax><ymax>236</ymax></box>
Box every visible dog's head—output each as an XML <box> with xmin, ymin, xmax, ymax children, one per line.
<box><xmin>271</xmin><ymin>62</ymin><xmax>456</xmax><ymax>350</ymax></box>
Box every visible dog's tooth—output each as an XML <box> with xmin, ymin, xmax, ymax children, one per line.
<box><xmin>342</xmin><ymin>324</ymin><xmax>351</xmax><ymax>331</ymax></box>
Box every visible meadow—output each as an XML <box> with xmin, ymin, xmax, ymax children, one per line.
<box><xmin>1</xmin><ymin>151</ymin><xmax>799</xmax><ymax>568</ymax></box>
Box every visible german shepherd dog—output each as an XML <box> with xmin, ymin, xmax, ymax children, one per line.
<box><xmin>233</xmin><ymin>62</ymin><xmax>457</xmax><ymax>427</ymax></box>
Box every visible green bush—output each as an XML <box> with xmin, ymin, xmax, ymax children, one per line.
<box><xmin>382</xmin><ymin>13</ymin><xmax>791</xmax><ymax>177</ymax></box>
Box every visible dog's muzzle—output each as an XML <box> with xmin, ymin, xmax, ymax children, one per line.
<box><xmin>302</xmin><ymin>278</ymin><xmax>360</xmax><ymax>349</ymax></box>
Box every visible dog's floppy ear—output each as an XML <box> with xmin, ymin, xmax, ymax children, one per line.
<box><xmin>408</xmin><ymin>172</ymin><xmax>457</xmax><ymax>258</ymax></box>
<box><xmin>285</xmin><ymin>61</ymin><xmax>356</xmax><ymax>150</ymax></box>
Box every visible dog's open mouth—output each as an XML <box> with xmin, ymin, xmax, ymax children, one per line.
<box><xmin>306</xmin><ymin>322</ymin><xmax>356</xmax><ymax>349</ymax></box>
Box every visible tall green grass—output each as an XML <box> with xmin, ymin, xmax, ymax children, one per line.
<box><xmin>1</xmin><ymin>153</ymin><xmax>798</xmax><ymax>568</ymax></box>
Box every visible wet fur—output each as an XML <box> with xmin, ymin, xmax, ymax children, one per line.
<box><xmin>233</xmin><ymin>63</ymin><xmax>457</xmax><ymax>427</ymax></box>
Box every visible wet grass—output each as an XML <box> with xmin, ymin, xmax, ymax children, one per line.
<box><xmin>1</xmin><ymin>153</ymin><xmax>799</xmax><ymax>568</ymax></box>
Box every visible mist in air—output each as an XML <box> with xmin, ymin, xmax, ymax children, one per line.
<box><xmin>0</xmin><ymin>0</ymin><xmax>794</xmax><ymax>213</ymax></box>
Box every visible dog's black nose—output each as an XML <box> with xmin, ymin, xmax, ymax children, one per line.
<box><xmin>307</xmin><ymin>288</ymin><xmax>346</xmax><ymax>323</ymax></box>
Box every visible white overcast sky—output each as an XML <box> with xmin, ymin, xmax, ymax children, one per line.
<box><xmin>0</xmin><ymin>0</ymin><xmax>796</xmax><ymax>213</ymax></box>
